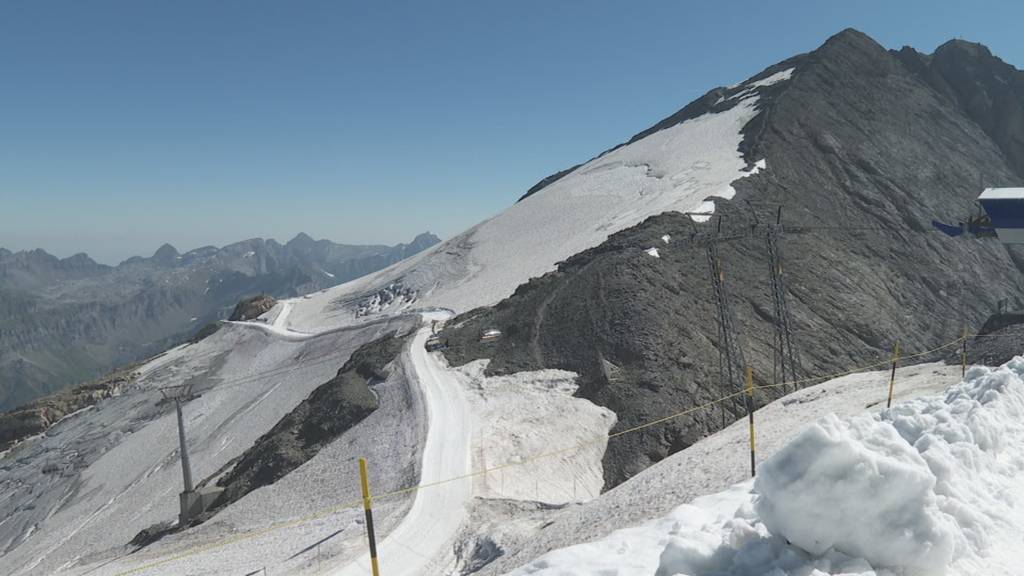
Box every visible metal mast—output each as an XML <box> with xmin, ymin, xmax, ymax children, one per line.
<box><xmin>160</xmin><ymin>384</ymin><xmax>197</xmax><ymax>524</ymax></box>
<box><xmin>706</xmin><ymin>217</ymin><xmax>747</xmax><ymax>426</ymax></box>
<box><xmin>766</xmin><ymin>207</ymin><xmax>802</xmax><ymax>393</ymax></box>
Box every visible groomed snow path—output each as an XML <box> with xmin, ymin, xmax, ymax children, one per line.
<box><xmin>331</xmin><ymin>318</ymin><xmax>473</xmax><ymax>576</ymax></box>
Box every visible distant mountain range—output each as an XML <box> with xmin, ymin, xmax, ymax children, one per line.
<box><xmin>0</xmin><ymin>232</ymin><xmax>439</xmax><ymax>411</ymax></box>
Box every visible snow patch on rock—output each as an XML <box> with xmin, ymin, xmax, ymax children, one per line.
<box><xmin>749</xmin><ymin>68</ymin><xmax>795</xmax><ymax>89</ymax></box>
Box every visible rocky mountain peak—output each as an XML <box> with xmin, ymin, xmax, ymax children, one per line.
<box><xmin>934</xmin><ymin>38</ymin><xmax>995</xmax><ymax>60</ymax></box>
<box><xmin>820</xmin><ymin>27</ymin><xmax>877</xmax><ymax>49</ymax></box>
<box><xmin>410</xmin><ymin>232</ymin><xmax>441</xmax><ymax>247</ymax></box>
<box><xmin>810</xmin><ymin>26</ymin><xmax>899</xmax><ymax>78</ymax></box>
<box><xmin>286</xmin><ymin>232</ymin><xmax>316</xmax><ymax>248</ymax></box>
<box><xmin>151</xmin><ymin>243</ymin><xmax>180</xmax><ymax>265</ymax></box>
<box><xmin>895</xmin><ymin>36</ymin><xmax>1024</xmax><ymax>180</ymax></box>
<box><xmin>59</xmin><ymin>252</ymin><xmax>104</xmax><ymax>272</ymax></box>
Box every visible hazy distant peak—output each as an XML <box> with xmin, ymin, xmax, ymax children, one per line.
<box><xmin>61</xmin><ymin>252</ymin><xmax>100</xmax><ymax>267</ymax></box>
<box><xmin>408</xmin><ymin>232</ymin><xmax>441</xmax><ymax>248</ymax></box>
<box><xmin>286</xmin><ymin>232</ymin><xmax>316</xmax><ymax>247</ymax></box>
<box><xmin>151</xmin><ymin>243</ymin><xmax>180</xmax><ymax>264</ymax></box>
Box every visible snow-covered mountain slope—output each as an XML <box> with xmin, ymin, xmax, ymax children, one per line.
<box><xmin>434</xmin><ymin>27</ymin><xmax>1024</xmax><ymax>493</ymax></box>
<box><xmin>0</xmin><ymin>316</ymin><xmax>421</xmax><ymax>576</ymax></box>
<box><xmin>495</xmin><ymin>358</ymin><xmax>1024</xmax><ymax>576</ymax></box>
<box><xmin>277</xmin><ymin>71</ymin><xmax>792</xmax><ymax>334</ymax></box>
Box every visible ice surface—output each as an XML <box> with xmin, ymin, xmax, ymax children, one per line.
<box><xmin>645</xmin><ymin>247</ymin><xmax>661</xmax><ymax>258</ymax></box>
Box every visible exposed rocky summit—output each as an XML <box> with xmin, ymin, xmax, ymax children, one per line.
<box><xmin>0</xmin><ymin>232</ymin><xmax>439</xmax><ymax>411</ymax></box>
<box><xmin>228</xmin><ymin>294</ymin><xmax>278</xmax><ymax>321</ymax></box>
<box><xmin>895</xmin><ymin>40</ymin><xmax>1024</xmax><ymax>180</ymax></box>
<box><xmin>444</xmin><ymin>29</ymin><xmax>1024</xmax><ymax>489</ymax></box>
<box><xmin>0</xmin><ymin>367</ymin><xmax>137</xmax><ymax>452</ymax></box>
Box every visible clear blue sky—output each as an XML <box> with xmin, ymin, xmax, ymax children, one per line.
<box><xmin>2</xmin><ymin>1</ymin><xmax>1022</xmax><ymax>264</ymax></box>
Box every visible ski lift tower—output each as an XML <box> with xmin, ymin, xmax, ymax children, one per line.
<box><xmin>160</xmin><ymin>384</ymin><xmax>222</xmax><ymax>526</ymax></box>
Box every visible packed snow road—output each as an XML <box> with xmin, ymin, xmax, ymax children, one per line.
<box><xmin>332</xmin><ymin>316</ymin><xmax>472</xmax><ymax>576</ymax></box>
<box><xmin>233</xmin><ymin>303</ymin><xmax>473</xmax><ymax>574</ymax></box>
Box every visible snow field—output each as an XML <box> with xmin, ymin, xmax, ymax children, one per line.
<box><xmin>278</xmin><ymin>83</ymin><xmax>786</xmax><ymax>334</ymax></box>
<box><xmin>506</xmin><ymin>358</ymin><xmax>1024</xmax><ymax>576</ymax></box>
<box><xmin>451</xmin><ymin>361</ymin><xmax>616</xmax><ymax>504</ymax></box>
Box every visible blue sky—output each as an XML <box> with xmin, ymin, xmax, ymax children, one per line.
<box><xmin>2</xmin><ymin>1</ymin><xmax>1022</xmax><ymax>264</ymax></box>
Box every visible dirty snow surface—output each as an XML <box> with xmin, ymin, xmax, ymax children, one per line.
<box><xmin>278</xmin><ymin>92</ymin><xmax>774</xmax><ymax>333</ymax></box>
<box><xmin>503</xmin><ymin>359</ymin><xmax>1024</xmax><ymax>576</ymax></box>
<box><xmin>453</xmin><ymin>361</ymin><xmax>616</xmax><ymax>505</ymax></box>
<box><xmin>0</xmin><ymin>316</ymin><xmax>422</xmax><ymax>576</ymax></box>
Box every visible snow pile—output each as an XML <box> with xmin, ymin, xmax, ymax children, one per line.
<box><xmin>508</xmin><ymin>359</ymin><xmax>1024</xmax><ymax>576</ymax></box>
<box><xmin>754</xmin><ymin>414</ymin><xmax>956</xmax><ymax>571</ymax></box>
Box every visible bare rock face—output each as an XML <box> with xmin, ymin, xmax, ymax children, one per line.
<box><xmin>228</xmin><ymin>294</ymin><xmax>278</xmax><ymax>321</ymax></box>
<box><xmin>895</xmin><ymin>39</ymin><xmax>1024</xmax><ymax>180</ymax></box>
<box><xmin>443</xmin><ymin>29</ymin><xmax>1024</xmax><ymax>489</ymax></box>
<box><xmin>0</xmin><ymin>368</ymin><xmax>137</xmax><ymax>451</ymax></box>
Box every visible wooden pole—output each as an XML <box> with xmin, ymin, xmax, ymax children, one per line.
<box><xmin>886</xmin><ymin>342</ymin><xmax>901</xmax><ymax>408</ymax></box>
<box><xmin>745</xmin><ymin>367</ymin><xmax>756</xmax><ymax>478</ymax></box>
<box><xmin>359</xmin><ymin>458</ymin><xmax>381</xmax><ymax>576</ymax></box>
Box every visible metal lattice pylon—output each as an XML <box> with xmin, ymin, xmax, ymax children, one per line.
<box><xmin>765</xmin><ymin>209</ymin><xmax>802</xmax><ymax>393</ymax></box>
<box><xmin>706</xmin><ymin>235</ymin><xmax>747</xmax><ymax>426</ymax></box>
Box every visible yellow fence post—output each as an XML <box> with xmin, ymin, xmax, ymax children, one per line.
<box><xmin>359</xmin><ymin>458</ymin><xmax>381</xmax><ymax>576</ymax></box>
<box><xmin>961</xmin><ymin>326</ymin><xmax>968</xmax><ymax>378</ymax></box>
<box><xmin>745</xmin><ymin>367</ymin><xmax>756</xmax><ymax>478</ymax></box>
<box><xmin>886</xmin><ymin>341</ymin><xmax>900</xmax><ymax>408</ymax></box>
